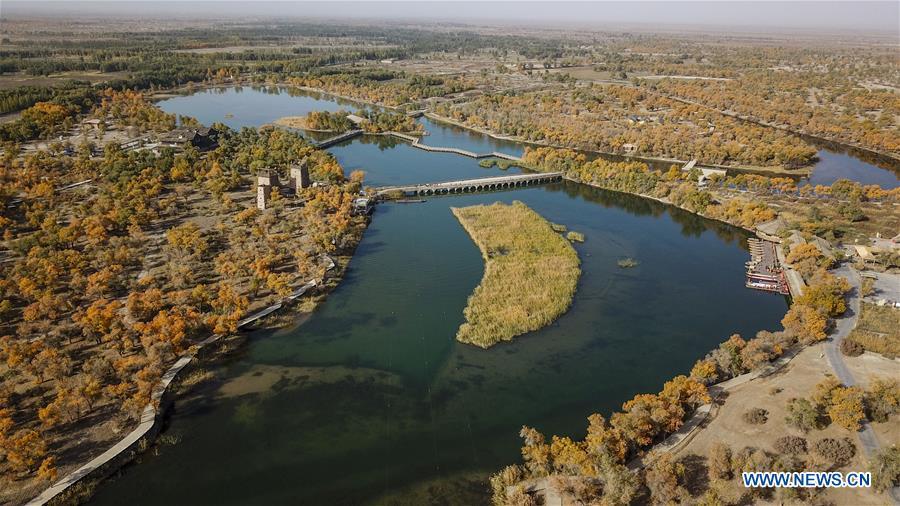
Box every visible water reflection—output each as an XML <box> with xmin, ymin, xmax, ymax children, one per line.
<box><xmin>89</xmin><ymin>87</ymin><xmax>793</xmax><ymax>506</ymax></box>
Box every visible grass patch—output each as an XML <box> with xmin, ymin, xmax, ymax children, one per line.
<box><xmin>550</xmin><ymin>222</ymin><xmax>568</xmax><ymax>233</ymax></box>
<box><xmin>847</xmin><ymin>303</ymin><xmax>900</xmax><ymax>359</ymax></box>
<box><xmin>478</xmin><ymin>158</ymin><xmax>520</xmax><ymax>170</ymax></box>
<box><xmin>617</xmin><ymin>257</ymin><xmax>639</xmax><ymax>268</ymax></box>
<box><xmin>566</xmin><ymin>231</ymin><xmax>585</xmax><ymax>243</ymax></box>
<box><xmin>451</xmin><ymin>201</ymin><xmax>581</xmax><ymax>348</ymax></box>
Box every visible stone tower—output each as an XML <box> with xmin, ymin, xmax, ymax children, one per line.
<box><xmin>256</xmin><ymin>184</ymin><xmax>272</xmax><ymax>211</ymax></box>
<box><xmin>290</xmin><ymin>158</ymin><xmax>311</xmax><ymax>192</ymax></box>
<box><xmin>257</xmin><ymin>168</ymin><xmax>279</xmax><ymax>188</ymax></box>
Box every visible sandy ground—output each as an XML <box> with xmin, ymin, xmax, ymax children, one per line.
<box><xmin>673</xmin><ymin>342</ymin><xmax>900</xmax><ymax>505</ymax></box>
<box><xmin>20</xmin><ymin>124</ymin><xmax>139</xmax><ymax>154</ymax></box>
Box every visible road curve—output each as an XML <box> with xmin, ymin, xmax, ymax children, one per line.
<box><xmin>827</xmin><ymin>264</ymin><xmax>899</xmax><ymax>504</ymax></box>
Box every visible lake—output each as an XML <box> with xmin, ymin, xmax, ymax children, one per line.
<box><xmin>87</xmin><ymin>86</ymin><xmax>795</xmax><ymax>505</ymax></box>
<box><xmin>156</xmin><ymin>85</ymin><xmax>900</xmax><ymax>189</ymax></box>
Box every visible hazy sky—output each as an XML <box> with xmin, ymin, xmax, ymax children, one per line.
<box><xmin>4</xmin><ymin>1</ymin><xmax>899</xmax><ymax>33</ymax></box>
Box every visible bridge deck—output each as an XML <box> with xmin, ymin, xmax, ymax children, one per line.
<box><xmin>377</xmin><ymin>172</ymin><xmax>564</xmax><ymax>196</ymax></box>
<box><xmin>313</xmin><ymin>129</ymin><xmax>364</xmax><ymax>148</ymax></box>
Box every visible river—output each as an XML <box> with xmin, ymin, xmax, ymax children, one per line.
<box><xmin>86</xmin><ymin>85</ymin><xmax>799</xmax><ymax>505</ymax></box>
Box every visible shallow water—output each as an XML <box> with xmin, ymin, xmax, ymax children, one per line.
<box><xmin>88</xmin><ymin>86</ymin><xmax>797</xmax><ymax>505</ymax></box>
<box><xmin>806</xmin><ymin>145</ymin><xmax>899</xmax><ymax>189</ymax></box>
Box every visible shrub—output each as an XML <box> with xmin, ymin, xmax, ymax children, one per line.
<box><xmin>813</xmin><ymin>438</ymin><xmax>856</xmax><ymax>467</ymax></box>
<box><xmin>773</xmin><ymin>436</ymin><xmax>807</xmax><ymax>455</ymax></box>
<box><xmin>490</xmin><ymin>465</ymin><xmax>525</xmax><ymax>505</ymax></box>
<box><xmin>865</xmin><ymin>378</ymin><xmax>900</xmax><ymax>423</ymax></box>
<box><xmin>840</xmin><ymin>339</ymin><xmax>864</xmax><ymax>357</ymax></box>
<box><xmin>645</xmin><ymin>453</ymin><xmax>690</xmax><ymax>505</ymax></box>
<box><xmin>708</xmin><ymin>442</ymin><xmax>732</xmax><ymax>481</ymax></box>
<box><xmin>785</xmin><ymin>398</ymin><xmax>823</xmax><ymax>433</ymax></box>
<box><xmin>735</xmin><ymin>448</ymin><xmax>773</xmax><ymax>475</ymax></box>
<box><xmin>742</xmin><ymin>408</ymin><xmax>768</xmax><ymax>425</ymax></box>
<box><xmin>690</xmin><ymin>359</ymin><xmax>718</xmax><ymax>385</ymax></box>
<box><xmin>869</xmin><ymin>447</ymin><xmax>900</xmax><ymax>493</ymax></box>
<box><xmin>773</xmin><ymin>453</ymin><xmax>803</xmax><ymax>473</ymax></box>
<box><xmin>617</xmin><ymin>257</ymin><xmax>639</xmax><ymax>268</ymax></box>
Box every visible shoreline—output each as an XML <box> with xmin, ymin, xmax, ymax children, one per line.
<box><xmin>25</xmin><ymin>231</ymin><xmax>366</xmax><ymax>505</ymax></box>
<box><xmin>150</xmin><ymin>78</ymin><xmax>898</xmax><ymax>178</ymax></box>
<box><xmin>148</xmin><ymin>79</ymin><xmax>811</xmax><ymax>177</ymax></box>
<box><xmin>37</xmin><ymin>79</ymin><xmax>806</xmax><ymax>505</ymax></box>
<box><xmin>422</xmin><ymin>111</ymin><xmax>812</xmax><ymax>178</ymax></box>
<box><xmin>646</xmin><ymin>89</ymin><xmax>900</xmax><ymax>168</ymax></box>
<box><xmin>553</xmin><ymin>174</ymin><xmax>803</xmax><ymax>298</ymax></box>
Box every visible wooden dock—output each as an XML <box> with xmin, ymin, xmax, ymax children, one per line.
<box><xmin>745</xmin><ymin>238</ymin><xmax>790</xmax><ymax>295</ymax></box>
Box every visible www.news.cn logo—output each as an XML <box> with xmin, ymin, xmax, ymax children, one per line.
<box><xmin>742</xmin><ymin>471</ymin><xmax>872</xmax><ymax>488</ymax></box>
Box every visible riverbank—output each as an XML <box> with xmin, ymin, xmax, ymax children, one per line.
<box><xmin>84</xmin><ymin>83</ymin><xmax>795</xmax><ymax>505</ymax></box>
<box><xmin>162</xmin><ymin>79</ymin><xmax>809</xmax><ymax>178</ymax></box>
<box><xmin>648</xmin><ymin>89</ymin><xmax>900</xmax><ymax>167</ymax></box>
<box><xmin>552</xmin><ymin>172</ymin><xmax>807</xmax><ymax>299</ymax></box>
<box><xmin>421</xmin><ymin>111</ymin><xmax>811</xmax><ymax>178</ymax></box>
<box><xmin>24</xmin><ymin>234</ymin><xmax>366</xmax><ymax>506</ymax></box>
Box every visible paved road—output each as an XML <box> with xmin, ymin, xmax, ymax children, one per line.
<box><xmin>828</xmin><ymin>265</ymin><xmax>899</xmax><ymax>504</ymax></box>
<box><xmin>864</xmin><ymin>270</ymin><xmax>900</xmax><ymax>305</ymax></box>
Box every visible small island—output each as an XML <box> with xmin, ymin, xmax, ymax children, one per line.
<box><xmin>274</xmin><ymin>110</ymin><xmax>353</xmax><ymax>132</ymax></box>
<box><xmin>274</xmin><ymin>109</ymin><xmax>424</xmax><ymax>134</ymax></box>
<box><xmin>451</xmin><ymin>201</ymin><xmax>581</xmax><ymax>348</ymax></box>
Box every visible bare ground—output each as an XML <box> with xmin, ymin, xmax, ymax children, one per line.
<box><xmin>673</xmin><ymin>342</ymin><xmax>900</xmax><ymax>504</ymax></box>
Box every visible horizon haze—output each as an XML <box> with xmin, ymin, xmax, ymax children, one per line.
<box><xmin>3</xmin><ymin>1</ymin><xmax>899</xmax><ymax>34</ymax></box>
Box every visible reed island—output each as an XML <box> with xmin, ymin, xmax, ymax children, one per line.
<box><xmin>451</xmin><ymin>201</ymin><xmax>581</xmax><ymax>348</ymax></box>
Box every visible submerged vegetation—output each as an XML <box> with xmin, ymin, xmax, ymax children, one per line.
<box><xmin>617</xmin><ymin>257</ymin><xmax>639</xmax><ymax>268</ymax></box>
<box><xmin>478</xmin><ymin>158</ymin><xmax>519</xmax><ymax>170</ymax></box>
<box><xmin>451</xmin><ymin>201</ymin><xmax>581</xmax><ymax>348</ymax></box>
<box><xmin>566</xmin><ymin>231</ymin><xmax>585</xmax><ymax>243</ymax></box>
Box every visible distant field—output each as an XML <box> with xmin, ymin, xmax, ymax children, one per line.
<box><xmin>0</xmin><ymin>71</ymin><xmax>130</xmax><ymax>90</ymax></box>
<box><xmin>545</xmin><ymin>66</ymin><xmax>652</xmax><ymax>81</ymax></box>
<box><xmin>172</xmin><ymin>44</ymin><xmax>398</xmax><ymax>54</ymax></box>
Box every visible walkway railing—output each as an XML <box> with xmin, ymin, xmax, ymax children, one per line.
<box><xmin>376</xmin><ymin>172</ymin><xmax>563</xmax><ymax>197</ymax></box>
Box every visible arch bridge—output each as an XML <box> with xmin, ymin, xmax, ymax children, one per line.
<box><xmin>376</xmin><ymin>172</ymin><xmax>564</xmax><ymax>197</ymax></box>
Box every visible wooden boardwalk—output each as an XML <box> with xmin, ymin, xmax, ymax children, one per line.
<box><xmin>376</xmin><ymin>172</ymin><xmax>563</xmax><ymax>197</ymax></box>
<box><xmin>312</xmin><ymin>129</ymin><xmax>363</xmax><ymax>148</ymax></box>
<box><xmin>384</xmin><ymin>131</ymin><xmax>521</xmax><ymax>161</ymax></box>
<box><xmin>310</xmin><ymin>128</ymin><xmax>522</xmax><ymax>163</ymax></box>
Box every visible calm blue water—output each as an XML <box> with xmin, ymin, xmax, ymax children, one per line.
<box><xmin>157</xmin><ymin>85</ymin><xmax>371</xmax><ymax>130</ymax></box>
<box><xmin>158</xmin><ymin>85</ymin><xmax>899</xmax><ymax>189</ymax></box>
<box><xmin>807</xmin><ymin>147</ymin><xmax>899</xmax><ymax>189</ymax></box>
<box><xmin>88</xmin><ymin>87</ymin><xmax>796</xmax><ymax>505</ymax></box>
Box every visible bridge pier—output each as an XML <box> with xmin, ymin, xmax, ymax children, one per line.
<box><xmin>377</xmin><ymin>171</ymin><xmax>564</xmax><ymax>198</ymax></box>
